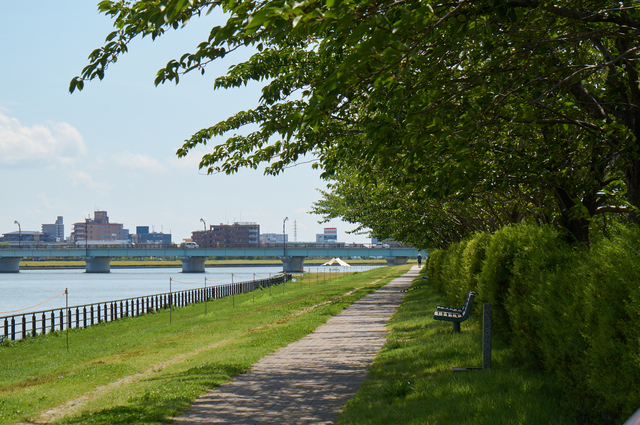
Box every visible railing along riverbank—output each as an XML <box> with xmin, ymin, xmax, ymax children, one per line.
<box><xmin>1</xmin><ymin>273</ymin><xmax>291</xmax><ymax>342</ymax></box>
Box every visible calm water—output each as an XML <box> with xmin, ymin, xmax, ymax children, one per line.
<box><xmin>0</xmin><ymin>265</ymin><xmax>381</xmax><ymax>316</ymax></box>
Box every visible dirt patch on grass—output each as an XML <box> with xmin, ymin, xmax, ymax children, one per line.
<box><xmin>0</xmin><ymin>374</ymin><xmax>59</xmax><ymax>395</ymax></box>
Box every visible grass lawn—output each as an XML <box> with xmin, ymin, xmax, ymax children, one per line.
<box><xmin>0</xmin><ymin>266</ymin><xmax>409</xmax><ymax>424</ymax></box>
<box><xmin>336</xmin><ymin>273</ymin><xmax>578</xmax><ymax>425</ymax></box>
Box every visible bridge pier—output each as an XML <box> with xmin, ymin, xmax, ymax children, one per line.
<box><xmin>0</xmin><ymin>257</ymin><xmax>22</xmax><ymax>273</ymax></box>
<box><xmin>385</xmin><ymin>257</ymin><xmax>408</xmax><ymax>266</ymax></box>
<box><xmin>85</xmin><ymin>257</ymin><xmax>112</xmax><ymax>273</ymax></box>
<box><xmin>281</xmin><ymin>256</ymin><xmax>306</xmax><ymax>273</ymax></box>
<box><xmin>180</xmin><ymin>256</ymin><xmax>207</xmax><ymax>273</ymax></box>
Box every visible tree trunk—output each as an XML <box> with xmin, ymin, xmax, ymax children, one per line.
<box><xmin>626</xmin><ymin>159</ymin><xmax>640</xmax><ymax>225</ymax></box>
<box><xmin>554</xmin><ymin>187</ymin><xmax>597</xmax><ymax>245</ymax></box>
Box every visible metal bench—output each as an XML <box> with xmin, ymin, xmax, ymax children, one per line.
<box><xmin>433</xmin><ymin>290</ymin><xmax>475</xmax><ymax>333</ymax></box>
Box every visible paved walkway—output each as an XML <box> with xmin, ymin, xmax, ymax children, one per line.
<box><xmin>172</xmin><ymin>266</ymin><xmax>419</xmax><ymax>425</ymax></box>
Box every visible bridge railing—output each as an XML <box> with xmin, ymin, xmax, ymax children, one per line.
<box><xmin>0</xmin><ymin>241</ymin><xmax>413</xmax><ymax>250</ymax></box>
<box><xmin>0</xmin><ymin>273</ymin><xmax>291</xmax><ymax>342</ymax></box>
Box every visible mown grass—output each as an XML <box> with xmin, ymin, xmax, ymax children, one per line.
<box><xmin>336</xmin><ymin>274</ymin><xmax>577</xmax><ymax>425</ymax></box>
<box><xmin>0</xmin><ymin>266</ymin><xmax>409</xmax><ymax>425</ymax></box>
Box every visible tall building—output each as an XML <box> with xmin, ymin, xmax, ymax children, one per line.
<box><xmin>135</xmin><ymin>226</ymin><xmax>171</xmax><ymax>245</ymax></box>
<box><xmin>192</xmin><ymin>222</ymin><xmax>260</xmax><ymax>247</ymax></box>
<box><xmin>316</xmin><ymin>227</ymin><xmax>338</xmax><ymax>243</ymax></box>
<box><xmin>71</xmin><ymin>211</ymin><xmax>129</xmax><ymax>245</ymax></box>
<box><xmin>42</xmin><ymin>216</ymin><xmax>64</xmax><ymax>241</ymax></box>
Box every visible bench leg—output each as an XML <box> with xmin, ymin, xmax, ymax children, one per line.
<box><xmin>453</xmin><ymin>322</ymin><xmax>461</xmax><ymax>333</ymax></box>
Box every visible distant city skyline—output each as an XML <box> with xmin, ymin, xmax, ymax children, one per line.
<box><xmin>0</xmin><ymin>2</ymin><xmax>370</xmax><ymax>245</ymax></box>
<box><xmin>2</xmin><ymin>211</ymin><xmax>359</xmax><ymax>244</ymax></box>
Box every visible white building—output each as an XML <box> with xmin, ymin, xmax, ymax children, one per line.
<box><xmin>316</xmin><ymin>227</ymin><xmax>338</xmax><ymax>243</ymax></box>
<box><xmin>260</xmin><ymin>233</ymin><xmax>288</xmax><ymax>244</ymax></box>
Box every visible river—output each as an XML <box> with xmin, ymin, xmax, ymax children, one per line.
<box><xmin>0</xmin><ymin>265</ymin><xmax>382</xmax><ymax>316</ymax></box>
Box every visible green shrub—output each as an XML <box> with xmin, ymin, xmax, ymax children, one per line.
<box><xmin>430</xmin><ymin>223</ymin><xmax>640</xmax><ymax>423</ymax></box>
<box><xmin>578</xmin><ymin>228</ymin><xmax>640</xmax><ymax>422</ymax></box>
<box><xmin>504</xmin><ymin>226</ymin><xmax>575</xmax><ymax>369</ymax></box>
<box><xmin>425</xmin><ymin>249</ymin><xmax>446</xmax><ymax>292</ymax></box>
<box><xmin>439</xmin><ymin>240</ymin><xmax>468</xmax><ymax>305</ymax></box>
<box><xmin>460</xmin><ymin>232</ymin><xmax>492</xmax><ymax>292</ymax></box>
<box><xmin>476</xmin><ymin>224</ymin><xmax>547</xmax><ymax>338</ymax></box>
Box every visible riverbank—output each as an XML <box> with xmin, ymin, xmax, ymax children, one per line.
<box><xmin>18</xmin><ymin>258</ymin><xmax>394</xmax><ymax>269</ymax></box>
<box><xmin>0</xmin><ymin>266</ymin><xmax>409</xmax><ymax>425</ymax></box>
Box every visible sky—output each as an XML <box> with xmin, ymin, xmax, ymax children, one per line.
<box><xmin>0</xmin><ymin>2</ymin><xmax>370</xmax><ymax>244</ymax></box>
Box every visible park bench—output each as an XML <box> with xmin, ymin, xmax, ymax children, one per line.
<box><xmin>433</xmin><ymin>290</ymin><xmax>475</xmax><ymax>333</ymax></box>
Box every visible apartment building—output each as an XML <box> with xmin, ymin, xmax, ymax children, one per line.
<box><xmin>192</xmin><ymin>222</ymin><xmax>260</xmax><ymax>247</ymax></box>
<box><xmin>41</xmin><ymin>216</ymin><xmax>64</xmax><ymax>241</ymax></box>
<box><xmin>71</xmin><ymin>211</ymin><xmax>129</xmax><ymax>244</ymax></box>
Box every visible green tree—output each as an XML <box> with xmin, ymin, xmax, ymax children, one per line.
<box><xmin>72</xmin><ymin>0</ymin><xmax>639</xmax><ymax>245</ymax></box>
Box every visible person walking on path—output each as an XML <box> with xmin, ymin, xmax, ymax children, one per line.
<box><xmin>172</xmin><ymin>266</ymin><xmax>420</xmax><ymax>425</ymax></box>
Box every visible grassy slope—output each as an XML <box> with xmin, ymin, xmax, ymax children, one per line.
<box><xmin>0</xmin><ymin>266</ymin><xmax>409</xmax><ymax>425</ymax></box>
<box><xmin>336</xmin><ymin>274</ymin><xmax>577</xmax><ymax>425</ymax></box>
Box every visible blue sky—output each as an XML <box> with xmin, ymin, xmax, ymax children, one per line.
<box><xmin>0</xmin><ymin>2</ymin><xmax>369</xmax><ymax>244</ymax></box>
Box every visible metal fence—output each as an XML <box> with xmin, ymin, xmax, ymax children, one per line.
<box><xmin>1</xmin><ymin>273</ymin><xmax>291</xmax><ymax>342</ymax></box>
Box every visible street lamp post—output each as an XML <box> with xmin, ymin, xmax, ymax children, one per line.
<box><xmin>85</xmin><ymin>217</ymin><xmax>89</xmax><ymax>256</ymax></box>
<box><xmin>283</xmin><ymin>217</ymin><xmax>289</xmax><ymax>258</ymax></box>
<box><xmin>200</xmin><ymin>218</ymin><xmax>206</xmax><ymax>246</ymax></box>
<box><xmin>14</xmin><ymin>220</ymin><xmax>21</xmax><ymax>248</ymax></box>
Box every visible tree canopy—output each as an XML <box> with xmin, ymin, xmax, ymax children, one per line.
<box><xmin>73</xmin><ymin>0</ymin><xmax>640</xmax><ymax>247</ymax></box>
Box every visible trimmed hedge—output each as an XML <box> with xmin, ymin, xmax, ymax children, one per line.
<box><xmin>425</xmin><ymin>224</ymin><xmax>640</xmax><ymax>424</ymax></box>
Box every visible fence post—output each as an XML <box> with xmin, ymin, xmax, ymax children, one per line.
<box><xmin>51</xmin><ymin>311</ymin><xmax>55</xmax><ymax>333</ymax></box>
<box><xmin>21</xmin><ymin>316</ymin><xmax>26</xmax><ymax>340</ymax></box>
<box><xmin>66</xmin><ymin>290</ymin><xmax>70</xmax><ymax>352</ymax></box>
<box><xmin>41</xmin><ymin>312</ymin><xmax>46</xmax><ymax>335</ymax></box>
<box><xmin>483</xmin><ymin>304</ymin><xmax>492</xmax><ymax>370</ymax></box>
<box><xmin>32</xmin><ymin>314</ymin><xmax>36</xmax><ymax>337</ymax></box>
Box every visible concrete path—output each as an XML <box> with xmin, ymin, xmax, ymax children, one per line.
<box><xmin>172</xmin><ymin>266</ymin><xmax>419</xmax><ymax>425</ymax></box>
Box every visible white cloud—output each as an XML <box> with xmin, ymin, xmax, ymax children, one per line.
<box><xmin>167</xmin><ymin>149</ymin><xmax>207</xmax><ymax>171</ymax></box>
<box><xmin>111</xmin><ymin>151</ymin><xmax>166</xmax><ymax>173</ymax></box>
<box><xmin>0</xmin><ymin>113</ymin><xmax>87</xmax><ymax>166</ymax></box>
<box><xmin>68</xmin><ymin>170</ymin><xmax>110</xmax><ymax>190</ymax></box>
<box><xmin>38</xmin><ymin>193</ymin><xmax>52</xmax><ymax>209</ymax></box>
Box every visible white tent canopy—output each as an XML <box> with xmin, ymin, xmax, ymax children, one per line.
<box><xmin>321</xmin><ymin>258</ymin><xmax>351</xmax><ymax>267</ymax></box>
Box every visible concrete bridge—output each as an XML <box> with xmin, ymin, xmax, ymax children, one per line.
<box><xmin>0</xmin><ymin>245</ymin><xmax>422</xmax><ymax>273</ymax></box>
